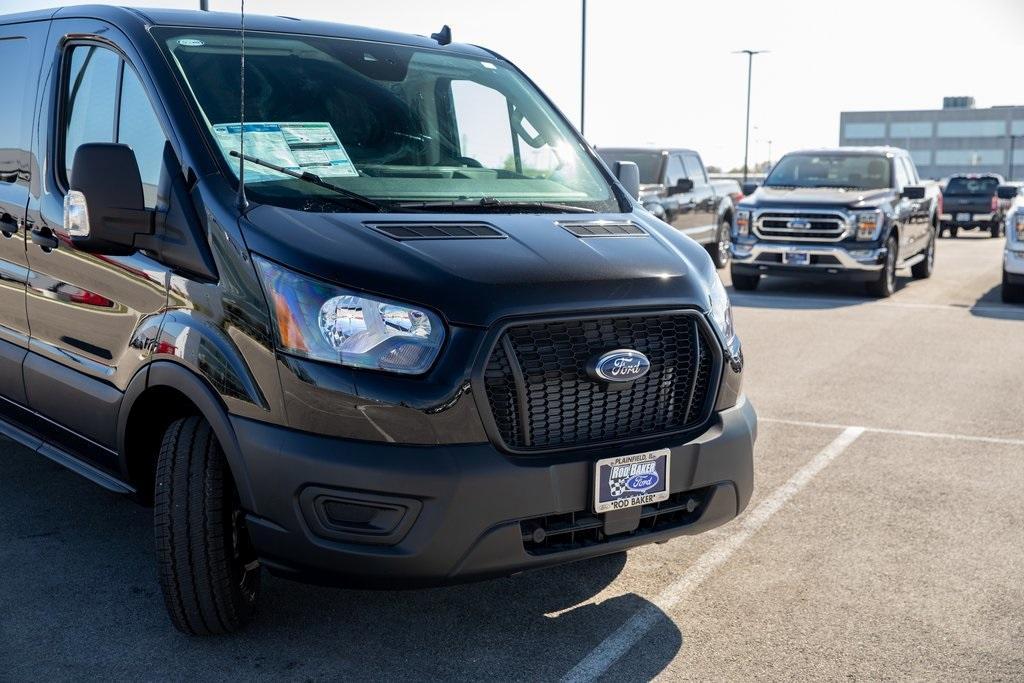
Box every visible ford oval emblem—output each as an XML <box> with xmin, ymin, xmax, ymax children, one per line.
<box><xmin>626</xmin><ymin>472</ymin><xmax>659</xmax><ymax>491</ymax></box>
<box><xmin>589</xmin><ymin>349</ymin><xmax>651</xmax><ymax>383</ymax></box>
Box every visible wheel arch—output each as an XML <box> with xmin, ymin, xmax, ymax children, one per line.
<box><xmin>117</xmin><ymin>361</ymin><xmax>255</xmax><ymax>509</ymax></box>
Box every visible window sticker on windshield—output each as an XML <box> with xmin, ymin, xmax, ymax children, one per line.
<box><xmin>211</xmin><ymin>121</ymin><xmax>358</xmax><ymax>181</ymax></box>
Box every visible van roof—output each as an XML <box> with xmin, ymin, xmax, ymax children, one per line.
<box><xmin>0</xmin><ymin>5</ymin><xmax>493</xmax><ymax>59</ymax></box>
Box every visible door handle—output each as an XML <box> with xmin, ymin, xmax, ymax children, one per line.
<box><xmin>30</xmin><ymin>226</ymin><xmax>59</xmax><ymax>252</ymax></box>
<box><xmin>0</xmin><ymin>214</ymin><xmax>16</xmax><ymax>238</ymax></box>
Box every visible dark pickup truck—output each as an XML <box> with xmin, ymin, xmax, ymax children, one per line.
<box><xmin>730</xmin><ymin>147</ymin><xmax>941</xmax><ymax>298</ymax></box>
<box><xmin>940</xmin><ymin>174</ymin><xmax>1005</xmax><ymax>238</ymax></box>
<box><xmin>597</xmin><ymin>147</ymin><xmax>737</xmax><ymax>268</ymax></box>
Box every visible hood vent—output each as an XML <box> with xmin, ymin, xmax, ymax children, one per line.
<box><xmin>557</xmin><ymin>221</ymin><xmax>647</xmax><ymax>238</ymax></box>
<box><xmin>366</xmin><ymin>222</ymin><xmax>505</xmax><ymax>240</ymax></box>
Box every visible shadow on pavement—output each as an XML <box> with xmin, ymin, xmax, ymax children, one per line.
<box><xmin>970</xmin><ymin>284</ymin><xmax>1024</xmax><ymax>320</ymax></box>
<box><xmin>0</xmin><ymin>437</ymin><xmax>682</xmax><ymax>681</ymax></box>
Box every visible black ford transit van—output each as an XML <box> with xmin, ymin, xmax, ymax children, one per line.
<box><xmin>0</xmin><ymin>6</ymin><xmax>755</xmax><ymax>635</ymax></box>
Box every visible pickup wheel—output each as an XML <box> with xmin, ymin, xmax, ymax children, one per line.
<box><xmin>949</xmin><ymin>226</ymin><xmax>959</xmax><ymax>239</ymax></box>
<box><xmin>990</xmin><ymin>222</ymin><xmax>1003</xmax><ymax>238</ymax></box>
<box><xmin>1003</xmin><ymin>270</ymin><xmax>1024</xmax><ymax>303</ymax></box>
<box><xmin>866</xmin><ymin>235</ymin><xmax>898</xmax><ymax>298</ymax></box>
<box><xmin>911</xmin><ymin>228</ymin><xmax>936</xmax><ymax>279</ymax></box>
<box><xmin>708</xmin><ymin>219</ymin><xmax>732</xmax><ymax>269</ymax></box>
<box><xmin>730</xmin><ymin>267</ymin><xmax>760</xmax><ymax>291</ymax></box>
<box><xmin>155</xmin><ymin>416</ymin><xmax>260</xmax><ymax>636</ymax></box>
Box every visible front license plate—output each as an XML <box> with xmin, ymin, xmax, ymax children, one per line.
<box><xmin>594</xmin><ymin>449</ymin><xmax>670</xmax><ymax>513</ymax></box>
<box><xmin>956</xmin><ymin>212</ymin><xmax>971</xmax><ymax>222</ymax></box>
<box><xmin>783</xmin><ymin>251</ymin><xmax>810</xmax><ymax>265</ymax></box>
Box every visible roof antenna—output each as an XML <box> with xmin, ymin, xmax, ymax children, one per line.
<box><xmin>236</xmin><ymin>0</ymin><xmax>249</xmax><ymax>211</ymax></box>
<box><xmin>430</xmin><ymin>25</ymin><xmax>451</xmax><ymax>46</ymax></box>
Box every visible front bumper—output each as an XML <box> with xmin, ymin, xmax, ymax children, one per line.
<box><xmin>731</xmin><ymin>241</ymin><xmax>884</xmax><ymax>281</ymax></box>
<box><xmin>231</xmin><ymin>397</ymin><xmax>757</xmax><ymax>587</ymax></box>
<box><xmin>1005</xmin><ymin>247</ymin><xmax>1024</xmax><ymax>277</ymax></box>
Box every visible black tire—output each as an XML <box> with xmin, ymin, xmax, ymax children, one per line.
<box><xmin>990</xmin><ymin>222</ymin><xmax>1002</xmax><ymax>238</ymax></box>
<box><xmin>708</xmin><ymin>219</ymin><xmax>732</xmax><ymax>269</ymax></box>
<box><xmin>949</xmin><ymin>226</ymin><xmax>959</xmax><ymax>239</ymax></box>
<box><xmin>1003</xmin><ymin>270</ymin><xmax>1024</xmax><ymax>304</ymax></box>
<box><xmin>730</xmin><ymin>267</ymin><xmax>760</xmax><ymax>291</ymax></box>
<box><xmin>155</xmin><ymin>416</ymin><xmax>260</xmax><ymax>636</ymax></box>
<box><xmin>866</xmin><ymin>235</ymin><xmax>898</xmax><ymax>298</ymax></box>
<box><xmin>911</xmin><ymin>227</ymin><xmax>936</xmax><ymax>279</ymax></box>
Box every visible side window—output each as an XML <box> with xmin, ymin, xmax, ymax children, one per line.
<box><xmin>0</xmin><ymin>36</ymin><xmax>33</xmax><ymax>176</ymax></box>
<box><xmin>901</xmin><ymin>157</ymin><xmax>918</xmax><ymax>185</ymax></box>
<box><xmin>665</xmin><ymin>155</ymin><xmax>686</xmax><ymax>186</ymax></box>
<box><xmin>450</xmin><ymin>80</ymin><xmax>514</xmax><ymax>169</ymax></box>
<box><xmin>118</xmin><ymin>67</ymin><xmax>167</xmax><ymax>207</ymax></box>
<box><xmin>64</xmin><ymin>46</ymin><xmax>119</xmax><ymax>181</ymax></box>
<box><xmin>682</xmin><ymin>154</ymin><xmax>707</xmax><ymax>185</ymax></box>
<box><xmin>893</xmin><ymin>158</ymin><xmax>911</xmax><ymax>190</ymax></box>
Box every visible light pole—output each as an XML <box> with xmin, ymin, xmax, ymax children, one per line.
<box><xmin>734</xmin><ymin>49</ymin><xmax>767</xmax><ymax>183</ymax></box>
<box><xmin>580</xmin><ymin>0</ymin><xmax>587</xmax><ymax>136</ymax></box>
<box><xmin>1009</xmin><ymin>134</ymin><xmax>1022</xmax><ymax>181</ymax></box>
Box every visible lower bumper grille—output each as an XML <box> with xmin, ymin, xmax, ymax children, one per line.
<box><xmin>520</xmin><ymin>489</ymin><xmax>711</xmax><ymax>556</ymax></box>
<box><xmin>481</xmin><ymin>312</ymin><xmax>718</xmax><ymax>452</ymax></box>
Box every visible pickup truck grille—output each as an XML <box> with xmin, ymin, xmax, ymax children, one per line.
<box><xmin>481</xmin><ymin>312</ymin><xmax>718</xmax><ymax>453</ymax></box>
<box><xmin>754</xmin><ymin>211</ymin><xmax>848</xmax><ymax>242</ymax></box>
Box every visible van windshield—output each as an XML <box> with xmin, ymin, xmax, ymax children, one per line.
<box><xmin>764</xmin><ymin>153</ymin><xmax>892</xmax><ymax>190</ymax></box>
<box><xmin>155</xmin><ymin>28</ymin><xmax>618</xmax><ymax>213</ymax></box>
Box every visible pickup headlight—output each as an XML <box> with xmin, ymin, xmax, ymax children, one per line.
<box><xmin>735</xmin><ymin>210</ymin><xmax>751</xmax><ymax>237</ymax></box>
<box><xmin>855</xmin><ymin>209</ymin><xmax>882</xmax><ymax>240</ymax></box>
<box><xmin>1013</xmin><ymin>212</ymin><xmax>1024</xmax><ymax>242</ymax></box>
<box><xmin>707</xmin><ymin>273</ymin><xmax>736</xmax><ymax>346</ymax></box>
<box><xmin>254</xmin><ymin>257</ymin><xmax>445</xmax><ymax>374</ymax></box>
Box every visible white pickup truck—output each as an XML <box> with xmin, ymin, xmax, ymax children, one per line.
<box><xmin>998</xmin><ymin>185</ymin><xmax>1024</xmax><ymax>303</ymax></box>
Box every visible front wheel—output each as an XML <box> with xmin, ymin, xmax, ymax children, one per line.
<box><xmin>911</xmin><ymin>228</ymin><xmax>936</xmax><ymax>279</ymax></box>
<box><xmin>949</xmin><ymin>226</ymin><xmax>959</xmax><ymax>239</ymax></box>
<box><xmin>866</xmin><ymin>235</ymin><xmax>898</xmax><ymax>298</ymax></box>
<box><xmin>730</xmin><ymin>267</ymin><xmax>760</xmax><ymax>291</ymax></box>
<box><xmin>1003</xmin><ymin>271</ymin><xmax>1024</xmax><ymax>303</ymax></box>
<box><xmin>155</xmin><ymin>416</ymin><xmax>261</xmax><ymax>635</ymax></box>
<box><xmin>990</xmin><ymin>222</ymin><xmax>1003</xmax><ymax>238</ymax></box>
<box><xmin>708</xmin><ymin>219</ymin><xmax>732</xmax><ymax>269</ymax></box>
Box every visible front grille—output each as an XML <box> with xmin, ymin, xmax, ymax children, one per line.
<box><xmin>754</xmin><ymin>211</ymin><xmax>848</xmax><ymax>241</ymax></box>
<box><xmin>482</xmin><ymin>312</ymin><xmax>717</xmax><ymax>452</ymax></box>
<box><xmin>521</xmin><ymin>488</ymin><xmax>711</xmax><ymax>555</ymax></box>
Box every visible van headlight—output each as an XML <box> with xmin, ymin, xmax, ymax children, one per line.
<box><xmin>707</xmin><ymin>273</ymin><xmax>736</xmax><ymax>346</ymax></box>
<box><xmin>254</xmin><ymin>257</ymin><xmax>444</xmax><ymax>374</ymax></box>
<box><xmin>1014</xmin><ymin>212</ymin><xmax>1024</xmax><ymax>242</ymax></box>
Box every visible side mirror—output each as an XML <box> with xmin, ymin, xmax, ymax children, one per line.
<box><xmin>66</xmin><ymin>143</ymin><xmax>153</xmax><ymax>255</ymax></box>
<box><xmin>996</xmin><ymin>185</ymin><xmax>1019</xmax><ymax>200</ymax></box>
<box><xmin>901</xmin><ymin>185</ymin><xmax>926</xmax><ymax>200</ymax></box>
<box><xmin>614</xmin><ymin>160</ymin><xmax>640</xmax><ymax>200</ymax></box>
<box><xmin>742</xmin><ymin>182</ymin><xmax>759</xmax><ymax>195</ymax></box>
<box><xmin>667</xmin><ymin>177</ymin><xmax>694</xmax><ymax>195</ymax></box>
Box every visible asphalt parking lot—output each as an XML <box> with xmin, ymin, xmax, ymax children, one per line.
<box><xmin>2</xmin><ymin>233</ymin><xmax>1022</xmax><ymax>680</ymax></box>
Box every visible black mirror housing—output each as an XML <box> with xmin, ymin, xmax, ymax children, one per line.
<box><xmin>901</xmin><ymin>185</ymin><xmax>926</xmax><ymax>200</ymax></box>
<box><xmin>68</xmin><ymin>143</ymin><xmax>153</xmax><ymax>255</ymax></box>
<box><xmin>996</xmin><ymin>185</ymin><xmax>1019</xmax><ymax>200</ymax></box>
<box><xmin>667</xmin><ymin>178</ymin><xmax>694</xmax><ymax>195</ymax></box>
<box><xmin>614</xmin><ymin>160</ymin><xmax>641</xmax><ymax>200</ymax></box>
<box><xmin>741</xmin><ymin>182</ymin><xmax>759</xmax><ymax>196</ymax></box>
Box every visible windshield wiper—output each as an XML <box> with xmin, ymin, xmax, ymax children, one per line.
<box><xmin>392</xmin><ymin>197</ymin><xmax>595</xmax><ymax>213</ymax></box>
<box><xmin>229</xmin><ymin>150</ymin><xmax>386</xmax><ymax>213</ymax></box>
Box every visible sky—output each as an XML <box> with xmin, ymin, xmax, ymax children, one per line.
<box><xmin>7</xmin><ymin>0</ymin><xmax>1024</xmax><ymax>170</ymax></box>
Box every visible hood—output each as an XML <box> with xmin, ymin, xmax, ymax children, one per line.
<box><xmin>749</xmin><ymin>186</ymin><xmax>894</xmax><ymax>209</ymax></box>
<box><xmin>239</xmin><ymin>206</ymin><xmax>715</xmax><ymax>327</ymax></box>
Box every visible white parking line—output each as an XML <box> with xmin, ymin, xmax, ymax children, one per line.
<box><xmin>761</xmin><ymin>417</ymin><xmax>1024</xmax><ymax>446</ymax></box>
<box><xmin>730</xmin><ymin>293</ymin><xmax>1024</xmax><ymax>318</ymax></box>
<box><xmin>560</xmin><ymin>426</ymin><xmax>866</xmax><ymax>682</ymax></box>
